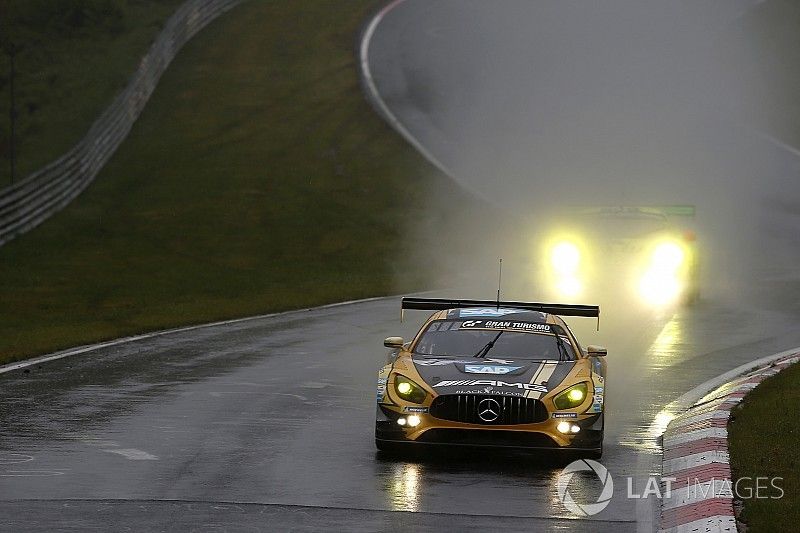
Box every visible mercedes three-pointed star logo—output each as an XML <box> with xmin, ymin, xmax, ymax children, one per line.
<box><xmin>477</xmin><ymin>398</ymin><xmax>501</xmax><ymax>422</ymax></box>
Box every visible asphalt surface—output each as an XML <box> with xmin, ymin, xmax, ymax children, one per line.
<box><xmin>3</xmin><ymin>293</ymin><xmax>800</xmax><ymax>532</ymax></box>
<box><xmin>4</xmin><ymin>1</ymin><xmax>800</xmax><ymax>532</ymax></box>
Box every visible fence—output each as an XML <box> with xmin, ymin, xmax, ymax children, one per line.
<box><xmin>0</xmin><ymin>0</ymin><xmax>245</xmax><ymax>247</ymax></box>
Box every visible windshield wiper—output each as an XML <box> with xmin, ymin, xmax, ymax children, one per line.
<box><xmin>473</xmin><ymin>331</ymin><xmax>504</xmax><ymax>358</ymax></box>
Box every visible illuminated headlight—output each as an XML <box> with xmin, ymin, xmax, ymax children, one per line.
<box><xmin>555</xmin><ymin>276</ymin><xmax>582</xmax><ymax>298</ymax></box>
<box><xmin>551</xmin><ymin>241</ymin><xmax>581</xmax><ymax>274</ymax></box>
<box><xmin>407</xmin><ymin>415</ymin><xmax>421</xmax><ymax>427</ymax></box>
<box><xmin>550</xmin><ymin>241</ymin><xmax>582</xmax><ymax>298</ymax></box>
<box><xmin>639</xmin><ymin>240</ymin><xmax>687</xmax><ymax>305</ymax></box>
<box><xmin>652</xmin><ymin>241</ymin><xmax>684</xmax><ymax>270</ymax></box>
<box><xmin>553</xmin><ymin>382</ymin><xmax>589</xmax><ymax>410</ymax></box>
<box><xmin>557</xmin><ymin>421</ymin><xmax>581</xmax><ymax>434</ymax></box>
<box><xmin>393</xmin><ymin>375</ymin><xmax>427</xmax><ymax>404</ymax></box>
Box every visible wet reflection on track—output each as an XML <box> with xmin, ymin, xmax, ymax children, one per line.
<box><xmin>2</xmin><ymin>293</ymin><xmax>800</xmax><ymax>531</ymax></box>
<box><xmin>385</xmin><ymin>461</ymin><xmax>421</xmax><ymax>511</ymax></box>
<box><xmin>377</xmin><ymin>449</ymin><xmax>574</xmax><ymax>516</ymax></box>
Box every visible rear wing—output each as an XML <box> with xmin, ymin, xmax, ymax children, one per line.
<box><xmin>401</xmin><ymin>297</ymin><xmax>600</xmax><ymax>329</ymax></box>
<box><xmin>657</xmin><ymin>205</ymin><xmax>696</xmax><ymax>217</ymax></box>
<box><xmin>570</xmin><ymin>205</ymin><xmax>696</xmax><ymax>218</ymax></box>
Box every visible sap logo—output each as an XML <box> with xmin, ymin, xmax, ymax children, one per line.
<box><xmin>460</xmin><ymin>308</ymin><xmax>519</xmax><ymax>317</ymax></box>
<box><xmin>464</xmin><ymin>365</ymin><xmax>521</xmax><ymax>375</ymax></box>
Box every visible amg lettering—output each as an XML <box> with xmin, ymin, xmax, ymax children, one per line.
<box><xmin>433</xmin><ymin>380</ymin><xmax>548</xmax><ymax>393</ymax></box>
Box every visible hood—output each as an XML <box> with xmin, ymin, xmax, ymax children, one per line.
<box><xmin>411</xmin><ymin>357</ymin><xmax>575</xmax><ymax>399</ymax></box>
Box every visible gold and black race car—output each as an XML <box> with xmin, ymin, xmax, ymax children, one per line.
<box><xmin>375</xmin><ymin>298</ymin><xmax>606</xmax><ymax>458</ymax></box>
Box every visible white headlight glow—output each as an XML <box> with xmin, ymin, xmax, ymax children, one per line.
<box><xmin>551</xmin><ymin>242</ymin><xmax>581</xmax><ymax>274</ymax></box>
<box><xmin>652</xmin><ymin>242</ymin><xmax>684</xmax><ymax>271</ymax></box>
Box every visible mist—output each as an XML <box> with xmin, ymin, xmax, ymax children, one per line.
<box><xmin>371</xmin><ymin>0</ymin><xmax>800</xmax><ymax>310</ymax></box>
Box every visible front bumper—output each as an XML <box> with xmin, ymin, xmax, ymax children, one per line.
<box><xmin>375</xmin><ymin>405</ymin><xmax>603</xmax><ymax>451</ymax></box>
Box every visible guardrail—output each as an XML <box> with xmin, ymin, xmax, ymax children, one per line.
<box><xmin>0</xmin><ymin>0</ymin><xmax>244</xmax><ymax>247</ymax></box>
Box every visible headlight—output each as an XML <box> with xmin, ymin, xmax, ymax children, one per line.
<box><xmin>553</xmin><ymin>382</ymin><xmax>589</xmax><ymax>410</ymax></box>
<box><xmin>394</xmin><ymin>375</ymin><xmax>427</xmax><ymax>404</ymax></box>
<box><xmin>639</xmin><ymin>240</ymin><xmax>687</xmax><ymax>306</ymax></box>
<box><xmin>555</xmin><ymin>276</ymin><xmax>582</xmax><ymax>297</ymax></box>
<box><xmin>549</xmin><ymin>241</ymin><xmax>583</xmax><ymax>298</ymax></box>
<box><xmin>652</xmin><ymin>241</ymin><xmax>684</xmax><ymax>271</ymax></box>
<box><xmin>551</xmin><ymin>241</ymin><xmax>581</xmax><ymax>274</ymax></box>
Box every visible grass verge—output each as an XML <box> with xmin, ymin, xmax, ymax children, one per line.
<box><xmin>0</xmin><ymin>0</ymin><xmax>185</xmax><ymax>186</ymax></box>
<box><xmin>728</xmin><ymin>361</ymin><xmax>800</xmax><ymax>532</ymax></box>
<box><xmin>0</xmin><ymin>0</ymin><xmax>492</xmax><ymax>363</ymax></box>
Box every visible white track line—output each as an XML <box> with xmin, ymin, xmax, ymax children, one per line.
<box><xmin>359</xmin><ymin>0</ymin><xmax>452</xmax><ymax>179</ymax></box>
<box><xmin>359</xmin><ymin>0</ymin><xmax>500</xmax><ymax>209</ymax></box>
<box><xmin>653</xmin><ymin>348</ymin><xmax>800</xmax><ymax>422</ymax></box>
<box><xmin>0</xmin><ymin>294</ymin><xmax>401</xmax><ymax>375</ymax></box>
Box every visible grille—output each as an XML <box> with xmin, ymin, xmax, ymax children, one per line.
<box><xmin>429</xmin><ymin>394</ymin><xmax>548</xmax><ymax>425</ymax></box>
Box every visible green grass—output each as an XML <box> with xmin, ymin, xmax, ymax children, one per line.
<box><xmin>728</xmin><ymin>362</ymin><xmax>800</xmax><ymax>532</ymax></box>
<box><xmin>0</xmin><ymin>0</ymin><xmax>185</xmax><ymax>186</ymax></box>
<box><xmin>0</xmin><ymin>0</ymin><xmax>491</xmax><ymax>363</ymax></box>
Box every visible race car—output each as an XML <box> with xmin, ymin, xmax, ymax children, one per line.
<box><xmin>537</xmin><ymin>205</ymin><xmax>699</xmax><ymax>306</ymax></box>
<box><xmin>375</xmin><ymin>297</ymin><xmax>606</xmax><ymax>457</ymax></box>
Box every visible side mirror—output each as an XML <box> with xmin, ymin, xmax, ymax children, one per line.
<box><xmin>586</xmin><ymin>345</ymin><xmax>607</xmax><ymax>357</ymax></box>
<box><xmin>384</xmin><ymin>336</ymin><xmax>404</xmax><ymax>349</ymax></box>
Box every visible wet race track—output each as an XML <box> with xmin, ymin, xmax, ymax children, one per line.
<box><xmin>3</xmin><ymin>294</ymin><xmax>800</xmax><ymax>531</ymax></box>
<box><xmin>4</xmin><ymin>1</ymin><xmax>800</xmax><ymax>531</ymax></box>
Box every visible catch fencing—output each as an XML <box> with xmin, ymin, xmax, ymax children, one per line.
<box><xmin>0</xmin><ymin>0</ymin><xmax>244</xmax><ymax>247</ymax></box>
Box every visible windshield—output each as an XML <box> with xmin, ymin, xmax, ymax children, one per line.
<box><xmin>412</xmin><ymin>320</ymin><xmax>575</xmax><ymax>360</ymax></box>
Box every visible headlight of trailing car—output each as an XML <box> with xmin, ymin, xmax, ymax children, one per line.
<box><xmin>551</xmin><ymin>241</ymin><xmax>581</xmax><ymax>274</ymax></box>
<box><xmin>549</xmin><ymin>240</ymin><xmax>583</xmax><ymax>298</ymax></box>
<box><xmin>394</xmin><ymin>375</ymin><xmax>427</xmax><ymax>404</ymax></box>
<box><xmin>639</xmin><ymin>240</ymin><xmax>688</xmax><ymax>306</ymax></box>
<box><xmin>553</xmin><ymin>382</ymin><xmax>589</xmax><ymax>410</ymax></box>
<box><xmin>651</xmin><ymin>241</ymin><xmax>685</xmax><ymax>271</ymax></box>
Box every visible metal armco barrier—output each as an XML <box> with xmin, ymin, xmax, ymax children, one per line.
<box><xmin>0</xmin><ymin>0</ymin><xmax>245</xmax><ymax>247</ymax></box>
